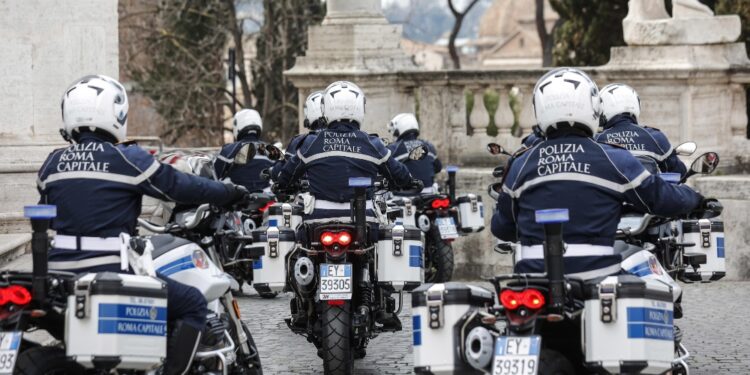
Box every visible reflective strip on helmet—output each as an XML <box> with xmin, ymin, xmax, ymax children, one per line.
<box><xmin>38</xmin><ymin>160</ymin><xmax>160</xmax><ymax>190</ymax></box>
<box><xmin>506</xmin><ymin>170</ymin><xmax>651</xmax><ymax>199</ymax></box>
<box><xmin>297</xmin><ymin>149</ymin><xmax>391</xmax><ymax>165</ymax></box>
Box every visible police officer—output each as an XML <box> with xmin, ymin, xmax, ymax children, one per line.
<box><xmin>491</xmin><ymin>68</ymin><xmax>705</xmax><ymax>280</ymax></box>
<box><xmin>38</xmin><ymin>75</ymin><xmax>249</xmax><ymax>374</ymax></box>
<box><xmin>284</xmin><ymin>90</ymin><xmax>326</xmax><ymax>160</ymax></box>
<box><xmin>272</xmin><ymin>81</ymin><xmax>418</xmax><ymax>223</ymax></box>
<box><xmin>386</xmin><ymin>113</ymin><xmax>442</xmax><ymax>194</ymax></box>
<box><xmin>596</xmin><ymin>83</ymin><xmax>687</xmax><ymax>176</ymax></box>
<box><xmin>214</xmin><ymin>109</ymin><xmax>274</xmax><ymax>192</ymax></box>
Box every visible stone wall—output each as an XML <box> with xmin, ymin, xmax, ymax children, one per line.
<box><xmin>0</xmin><ymin>0</ymin><xmax>119</xmax><ymax>253</ymax></box>
<box><xmin>694</xmin><ymin>176</ymin><xmax>750</xmax><ymax>280</ymax></box>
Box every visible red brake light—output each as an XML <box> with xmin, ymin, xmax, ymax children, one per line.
<box><xmin>431</xmin><ymin>198</ymin><xmax>450</xmax><ymax>209</ymax></box>
<box><xmin>2</xmin><ymin>286</ymin><xmax>31</xmax><ymax>306</ymax></box>
<box><xmin>321</xmin><ymin>232</ymin><xmax>336</xmax><ymax>246</ymax></box>
<box><xmin>337</xmin><ymin>232</ymin><xmax>352</xmax><ymax>246</ymax></box>
<box><xmin>259</xmin><ymin>201</ymin><xmax>276</xmax><ymax>212</ymax></box>
<box><xmin>500</xmin><ymin>289</ymin><xmax>545</xmax><ymax>311</ymax></box>
<box><xmin>521</xmin><ymin>289</ymin><xmax>545</xmax><ymax>310</ymax></box>
<box><xmin>500</xmin><ymin>290</ymin><xmax>521</xmax><ymax>310</ymax></box>
<box><xmin>327</xmin><ymin>299</ymin><xmax>345</xmax><ymax>306</ymax></box>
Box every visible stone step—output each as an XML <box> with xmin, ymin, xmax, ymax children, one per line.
<box><xmin>0</xmin><ymin>233</ymin><xmax>31</xmax><ymax>267</ymax></box>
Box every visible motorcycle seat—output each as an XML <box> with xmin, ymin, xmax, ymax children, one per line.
<box><xmin>149</xmin><ymin>234</ymin><xmax>194</xmax><ymax>259</ymax></box>
<box><xmin>613</xmin><ymin>240</ymin><xmax>653</xmax><ymax>260</ymax></box>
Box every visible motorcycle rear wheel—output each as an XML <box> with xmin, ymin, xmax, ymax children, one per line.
<box><xmin>15</xmin><ymin>346</ymin><xmax>85</xmax><ymax>375</ymax></box>
<box><xmin>538</xmin><ymin>349</ymin><xmax>576</xmax><ymax>375</ymax></box>
<box><xmin>425</xmin><ymin>228</ymin><xmax>454</xmax><ymax>282</ymax></box>
<box><xmin>320</xmin><ymin>302</ymin><xmax>353</xmax><ymax>375</ymax></box>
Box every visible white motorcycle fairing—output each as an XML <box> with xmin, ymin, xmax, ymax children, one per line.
<box><xmin>619</xmin><ymin>247</ymin><xmax>682</xmax><ymax>302</ymax></box>
<box><xmin>150</xmin><ymin>235</ymin><xmax>232</xmax><ymax>302</ymax></box>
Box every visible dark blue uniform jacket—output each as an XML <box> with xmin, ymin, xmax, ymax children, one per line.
<box><xmin>37</xmin><ymin>133</ymin><xmax>232</xmax><ymax>272</ymax></box>
<box><xmin>491</xmin><ymin>132</ymin><xmax>702</xmax><ymax>276</ymax></box>
<box><xmin>386</xmin><ymin>132</ymin><xmax>442</xmax><ymax>188</ymax></box>
<box><xmin>214</xmin><ymin>133</ymin><xmax>274</xmax><ymax>192</ymax></box>
<box><xmin>271</xmin><ymin>121</ymin><xmax>412</xmax><ymax>203</ymax></box>
<box><xmin>595</xmin><ymin>114</ymin><xmax>687</xmax><ymax>176</ymax></box>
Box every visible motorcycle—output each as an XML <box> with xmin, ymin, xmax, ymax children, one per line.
<box><xmin>415</xmin><ymin>152</ymin><xmax>723</xmax><ymax>375</ymax></box>
<box><xmin>387</xmin><ymin>165</ymin><xmax>486</xmax><ymax>283</ymax></box>
<box><xmin>163</xmin><ymin>144</ymin><xmax>280</xmax><ymax>297</ymax></box>
<box><xmin>273</xmin><ymin>146</ymin><xmax>426</xmax><ymax>375</ymax></box>
<box><xmin>4</xmin><ymin>200</ymin><xmax>262</xmax><ymax>374</ymax></box>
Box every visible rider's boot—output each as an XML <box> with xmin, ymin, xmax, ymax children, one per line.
<box><xmin>164</xmin><ymin>320</ymin><xmax>202</xmax><ymax>375</ymax></box>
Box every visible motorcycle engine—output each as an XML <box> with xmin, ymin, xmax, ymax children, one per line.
<box><xmin>201</xmin><ymin>313</ymin><xmax>228</xmax><ymax>348</ymax></box>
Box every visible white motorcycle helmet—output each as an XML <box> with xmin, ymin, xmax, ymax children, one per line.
<box><xmin>61</xmin><ymin>75</ymin><xmax>129</xmax><ymax>143</ymax></box>
<box><xmin>532</xmin><ymin>67</ymin><xmax>601</xmax><ymax>136</ymax></box>
<box><xmin>303</xmin><ymin>90</ymin><xmax>324</xmax><ymax>129</ymax></box>
<box><xmin>387</xmin><ymin>113</ymin><xmax>419</xmax><ymax>138</ymax></box>
<box><xmin>600</xmin><ymin>83</ymin><xmax>641</xmax><ymax>124</ymax></box>
<box><xmin>233</xmin><ymin>109</ymin><xmax>263</xmax><ymax>138</ymax></box>
<box><xmin>321</xmin><ymin>81</ymin><xmax>366</xmax><ymax>126</ymax></box>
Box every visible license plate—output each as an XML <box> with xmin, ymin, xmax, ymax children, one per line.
<box><xmin>0</xmin><ymin>332</ymin><xmax>22</xmax><ymax>374</ymax></box>
<box><xmin>319</xmin><ymin>263</ymin><xmax>352</xmax><ymax>300</ymax></box>
<box><xmin>435</xmin><ymin>217</ymin><xmax>459</xmax><ymax>239</ymax></box>
<box><xmin>492</xmin><ymin>336</ymin><xmax>541</xmax><ymax>375</ymax></box>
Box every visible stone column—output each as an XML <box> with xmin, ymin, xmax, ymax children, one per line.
<box><xmin>0</xmin><ymin>0</ymin><xmax>119</xmax><ymax>256</ymax></box>
<box><xmin>285</xmin><ymin>0</ymin><xmax>417</xmax><ymax>135</ymax></box>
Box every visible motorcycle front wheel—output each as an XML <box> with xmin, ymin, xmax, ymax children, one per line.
<box><xmin>320</xmin><ymin>301</ymin><xmax>353</xmax><ymax>375</ymax></box>
<box><xmin>232</xmin><ymin>322</ymin><xmax>263</xmax><ymax>375</ymax></box>
<box><xmin>15</xmin><ymin>346</ymin><xmax>85</xmax><ymax>375</ymax></box>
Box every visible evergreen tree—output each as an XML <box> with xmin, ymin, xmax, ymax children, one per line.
<box><xmin>549</xmin><ymin>0</ymin><xmax>629</xmax><ymax>66</ymax></box>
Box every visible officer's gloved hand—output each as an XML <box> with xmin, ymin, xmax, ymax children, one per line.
<box><xmin>260</xmin><ymin>168</ymin><xmax>272</xmax><ymax>181</ymax></box>
<box><xmin>697</xmin><ymin>198</ymin><xmax>723</xmax><ymax>218</ymax></box>
<box><xmin>224</xmin><ymin>183</ymin><xmax>251</xmax><ymax>208</ymax></box>
<box><xmin>409</xmin><ymin>179</ymin><xmax>424</xmax><ymax>192</ymax></box>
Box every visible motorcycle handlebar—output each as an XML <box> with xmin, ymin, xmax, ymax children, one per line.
<box><xmin>137</xmin><ymin>203</ymin><xmax>211</xmax><ymax>233</ymax></box>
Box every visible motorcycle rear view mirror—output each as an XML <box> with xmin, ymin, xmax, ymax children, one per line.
<box><xmin>234</xmin><ymin>143</ymin><xmax>256</xmax><ymax>165</ymax></box>
<box><xmin>408</xmin><ymin>145</ymin><xmax>428</xmax><ymax>161</ymax></box>
<box><xmin>675</xmin><ymin>141</ymin><xmax>697</xmax><ymax>156</ymax></box>
<box><xmin>487</xmin><ymin>143</ymin><xmax>511</xmax><ymax>156</ymax></box>
<box><xmin>263</xmin><ymin>144</ymin><xmax>283</xmax><ymax>161</ymax></box>
<box><xmin>689</xmin><ymin>152</ymin><xmax>720</xmax><ymax>175</ymax></box>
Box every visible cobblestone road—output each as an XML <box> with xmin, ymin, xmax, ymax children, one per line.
<box><xmin>239</xmin><ymin>281</ymin><xmax>750</xmax><ymax>375</ymax></box>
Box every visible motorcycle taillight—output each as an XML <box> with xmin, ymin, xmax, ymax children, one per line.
<box><xmin>320</xmin><ymin>231</ymin><xmax>352</xmax><ymax>256</ymax></box>
<box><xmin>431</xmin><ymin>198</ymin><xmax>450</xmax><ymax>209</ymax></box>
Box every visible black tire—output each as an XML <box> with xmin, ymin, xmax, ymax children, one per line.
<box><xmin>253</xmin><ymin>284</ymin><xmax>279</xmax><ymax>299</ymax></box>
<box><xmin>14</xmin><ymin>346</ymin><xmax>85</xmax><ymax>375</ymax></box>
<box><xmin>259</xmin><ymin>291</ymin><xmax>278</xmax><ymax>299</ymax></box>
<box><xmin>232</xmin><ymin>322</ymin><xmax>263</xmax><ymax>375</ymax></box>
<box><xmin>320</xmin><ymin>302</ymin><xmax>353</xmax><ymax>375</ymax></box>
<box><xmin>538</xmin><ymin>349</ymin><xmax>576</xmax><ymax>375</ymax></box>
<box><xmin>425</xmin><ymin>228</ymin><xmax>454</xmax><ymax>282</ymax></box>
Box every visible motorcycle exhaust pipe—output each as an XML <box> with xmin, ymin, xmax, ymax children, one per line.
<box><xmin>537</xmin><ymin>209</ymin><xmax>568</xmax><ymax>315</ymax></box>
<box><xmin>464</xmin><ymin>326</ymin><xmax>494</xmax><ymax>371</ymax></box>
<box><xmin>24</xmin><ymin>205</ymin><xmax>56</xmax><ymax>303</ymax></box>
<box><xmin>294</xmin><ymin>257</ymin><xmax>315</xmax><ymax>291</ymax></box>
